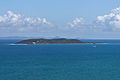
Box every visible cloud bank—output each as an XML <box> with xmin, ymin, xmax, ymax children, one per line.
<box><xmin>0</xmin><ymin>11</ymin><xmax>53</xmax><ymax>28</ymax></box>
<box><xmin>96</xmin><ymin>7</ymin><xmax>120</xmax><ymax>30</ymax></box>
<box><xmin>0</xmin><ymin>11</ymin><xmax>56</xmax><ymax>37</ymax></box>
<box><xmin>1</xmin><ymin>7</ymin><xmax>120</xmax><ymax>38</ymax></box>
<box><xmin>67</xmin><ymin>18</ymin><xmax>84</xmax><ymax>27</ymax></box>
<box><xmin>67</xmin><ymin>7</ymin><xmax>120</xmax><ymax>32</ymax></box>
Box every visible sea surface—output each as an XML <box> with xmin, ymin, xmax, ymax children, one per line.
<box><xmin>0</xmin><ymin>39</ymin><xmax>120</xmax><ymax>80</ymax></box>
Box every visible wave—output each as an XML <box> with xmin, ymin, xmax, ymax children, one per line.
<box><xmin>8</xmin><ymin>43</ymin><xmax>28</xmax><ymax>46</ymax></box>
<box><xmin>95</xmin><ymin>43</ymin><xmax>109</xmax><ymax>44</ymax></box>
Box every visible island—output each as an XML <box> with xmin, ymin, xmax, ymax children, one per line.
<box><xmin>16</xmin><ymin>38</ymin><xmax>95</xmax><ymax>44</ymax></box>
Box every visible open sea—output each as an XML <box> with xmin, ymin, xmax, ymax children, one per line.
<box><xmin>0</xmin><ymin>39</ymin><xmax>120</xmax><ymax>80</ymax></box>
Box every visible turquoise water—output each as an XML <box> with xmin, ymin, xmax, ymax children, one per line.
<box><xmin>0</xmin><ymin>40</ymin><xmax>120</xmax><ymax>80</ymax></box>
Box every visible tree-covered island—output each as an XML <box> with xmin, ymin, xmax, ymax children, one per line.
<box><xmin>16</xmin><ymin>38</ymin><xmax>95</xmax><ymax>44</ymax></box>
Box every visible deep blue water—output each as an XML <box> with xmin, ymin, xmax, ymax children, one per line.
<box><xmin>0</xmin><ymin>40</ymin><xmax>120</xmax><ymax>80</ymax></box>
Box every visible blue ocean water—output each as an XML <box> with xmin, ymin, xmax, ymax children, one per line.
<box><xmin>0</xmin><ymin>40</ymin><xmax>120</xmax><ymax>80</ymax></box>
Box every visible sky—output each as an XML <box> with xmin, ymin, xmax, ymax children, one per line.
<box><xmin>0</xmin><ymin>0</ymin><xmax>120</xmax><ymax>39</ymax></box>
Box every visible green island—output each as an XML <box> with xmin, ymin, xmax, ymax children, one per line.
<box><xmin>16</xmin><ymin>38</ymin><xmax>96</xmax><ymax>44</ymax></box>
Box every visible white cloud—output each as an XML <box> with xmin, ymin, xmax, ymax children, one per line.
<box><xmin>0</xmin><ymin>11</ymin><xmax>53</xmax><ymax>27</ymax></box>
<box><xmin>1</xmin><ymin>8</ymin><xmax>120</xmax><ymax>38</ymax></box>
<box><xmin>67</xmin><ymin>7</ymin><xmax>120</xmax><ymax>31</ymax></box>
<box><xmin>96</xmin><ymin>7</ymin><xmax>120</xmax><ymax>30</ymax></box>
<box><xmin>67</xmin><ymin>18</ymin><xmax>84</xmax><ymax>27</ymax></box>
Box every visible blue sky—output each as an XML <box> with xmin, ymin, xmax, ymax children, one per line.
<box><xmin>0</xmin><ymin>0</ymin><xmax>119</xmax><ymax>22</ymax></box>
<box><xmin>0</xmin><ymin>0</ymin><xmax>120</xmax><ymax>39</ymax></box>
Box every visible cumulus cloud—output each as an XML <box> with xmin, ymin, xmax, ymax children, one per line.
<box><xmin>1</xmin><ymin>7</ymin><xmax>120</xmax><ymax>38</ymax></box>
<box><xmin>0</xmin><ymin>11</ymin><xmax>53</xmax><ymax>27</ymax></box>
<box><xmin>67</xmin><ymin>18</ymin><xmax>84</xmax><ymax>27</ymax></box>
<box><xmin>67</xmin><ymin>7</ymin><xmax>120</xmax><ymax>31</ymax></box>
<box><xmin>96</xmin><ymin>7</ymin><xmax>120</xmax><ymax>30</ymax></box>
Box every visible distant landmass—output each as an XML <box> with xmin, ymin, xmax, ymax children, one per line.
<box><xmin>0</xmin><ymin>37</ymin><xmax>28</xmax><ymax>39</ymax></box>
<box><xmin>16</xmin><ymin>38</ymin><xmax>94</xmax><ymax>44</ymax></box>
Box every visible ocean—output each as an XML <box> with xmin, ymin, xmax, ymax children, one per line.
<box><xmin>0</xmin><ymin>39</ymin><xmax>120</xmax><ymax>80</ymax></box>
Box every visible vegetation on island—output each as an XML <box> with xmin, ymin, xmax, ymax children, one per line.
<box><xmin>16</xmin><ymin>38</ymin><xmax>85</xmax><ymax>44</ymax></box>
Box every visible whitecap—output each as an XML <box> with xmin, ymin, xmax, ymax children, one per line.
<box><xmin>8</xmin><ymin>43</ymin><xmax>28</xmax><ymax>46</ymax></box>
